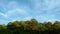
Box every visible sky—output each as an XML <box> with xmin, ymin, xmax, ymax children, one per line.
<box><xmin>0</xmin><ymin>0</ymin><xmax>60</xmax><ymax>24</ymax></box>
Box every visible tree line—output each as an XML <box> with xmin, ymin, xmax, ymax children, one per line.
<box><xmin>0</xmin><ymin>18</ymin><xmax>60</xmax><ymax>34</ymax></box>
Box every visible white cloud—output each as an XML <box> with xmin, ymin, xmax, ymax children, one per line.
<box><xmin>5</xmin><ymin>7</ymin><xmax>30</xmax><ymax>18</ymax></box>
<box><xmin>0</xmin><ymin>0</ymin><xmax>30</xmax><ymax>19</ymax></box>
<box><xmin>23</xmin><ymin>16</ymin><xmax>33</xmax><ymax>21</ymax></box>
<box><xmin>32</xmin><ymin>0</ymin><xmax>60</xmax><ymax>12</ymax></box>
<box><xmin>6</xmin><ymin>1</ymin><xmax>19</xmax><ymax>10</ymax></box>
<box><xmin>0</xmin><ymin>12</ymin><xmax>8</xmax><ymax>18</ymax></box>
<box><xmin>34</xmin><ymin>15</ymin><xmax>56</xmax><ymax>22</ymax></box>
<box><xmin>0</xmin><ymin>0</ymin><xmax>60</xmax><ymax>24</ymax></box>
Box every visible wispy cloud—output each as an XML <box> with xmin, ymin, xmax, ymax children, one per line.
<box><xmin>0</xmin><ymin>12</ymin><xmax>8</xmax><ymax>18</ymax></box>
<box><xmin>0</xmin><ymin>0</ymin><xmax>60</xmax><ymax>24</ymax></box>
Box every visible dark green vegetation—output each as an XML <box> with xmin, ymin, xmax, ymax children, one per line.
<box><xmin>0</xmin><ymin>18</ymin><xmax>60</xmax><ymax>34</ymax></box>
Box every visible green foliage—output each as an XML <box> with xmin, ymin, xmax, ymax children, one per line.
<box><xmin>0</xmin><ymin>18</ymin><xmax>60</xmax><ymax>34</ymax></box>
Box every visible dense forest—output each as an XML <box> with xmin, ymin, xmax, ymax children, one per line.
<box><xmin>0</xmin><ymin>18</ymin><xmax>60</xmax><ymax>34</ymax></box>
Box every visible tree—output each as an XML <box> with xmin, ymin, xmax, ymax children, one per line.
<box><xmin>7</xmin><ymin>21</ymin><xmax>24</xmax><ymax>34</ymax></box>
<box><xmin>45</xmin><ymin>22</ymin><xmax>52</xmax><ymax>30</ymax></box>
<box><xmin>0</xmin><ymin>24</ymin><xmax>7</xmax><ymax>34</ymax></box>
<box><xmin>31</xmin><ymin>18</ymin><xmax>39</xmax><ymax>30</ymax></box>
<box><xmin>38</xmin><ymin>23</ymin><xmax>48</xmax><ymax>31</ymax></box>
<box><xmin>23</xmin><ymin>21</ymin><xmax>32</xmax><ymax>30</ymax></box>
<box><xmin>53</xmin><ymin>21</ymin><xmax>60</xmax><ymax>30</ymax></box>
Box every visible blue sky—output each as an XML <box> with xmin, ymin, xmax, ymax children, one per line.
<box><xmin>0</xmin><ymin>0</ymin><xmax>60</xmax><ymax>24</ymax></box>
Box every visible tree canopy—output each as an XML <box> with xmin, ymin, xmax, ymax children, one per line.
<box><xmin>0</xmin><ymin>18</ymin><xmax>60</xmax><ymax>34</ymax></box>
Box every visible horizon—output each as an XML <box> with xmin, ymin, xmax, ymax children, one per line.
<box><xmin>0</xmin><ymin>0</ymin><xmax>60</xmax><ymax>24</ymax></box>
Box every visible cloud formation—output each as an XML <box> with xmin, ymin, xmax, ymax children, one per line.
<box><xmin>0</xmin><ymin>0</ymin><xmax>60</xmax><ymax>24</ymax></box>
